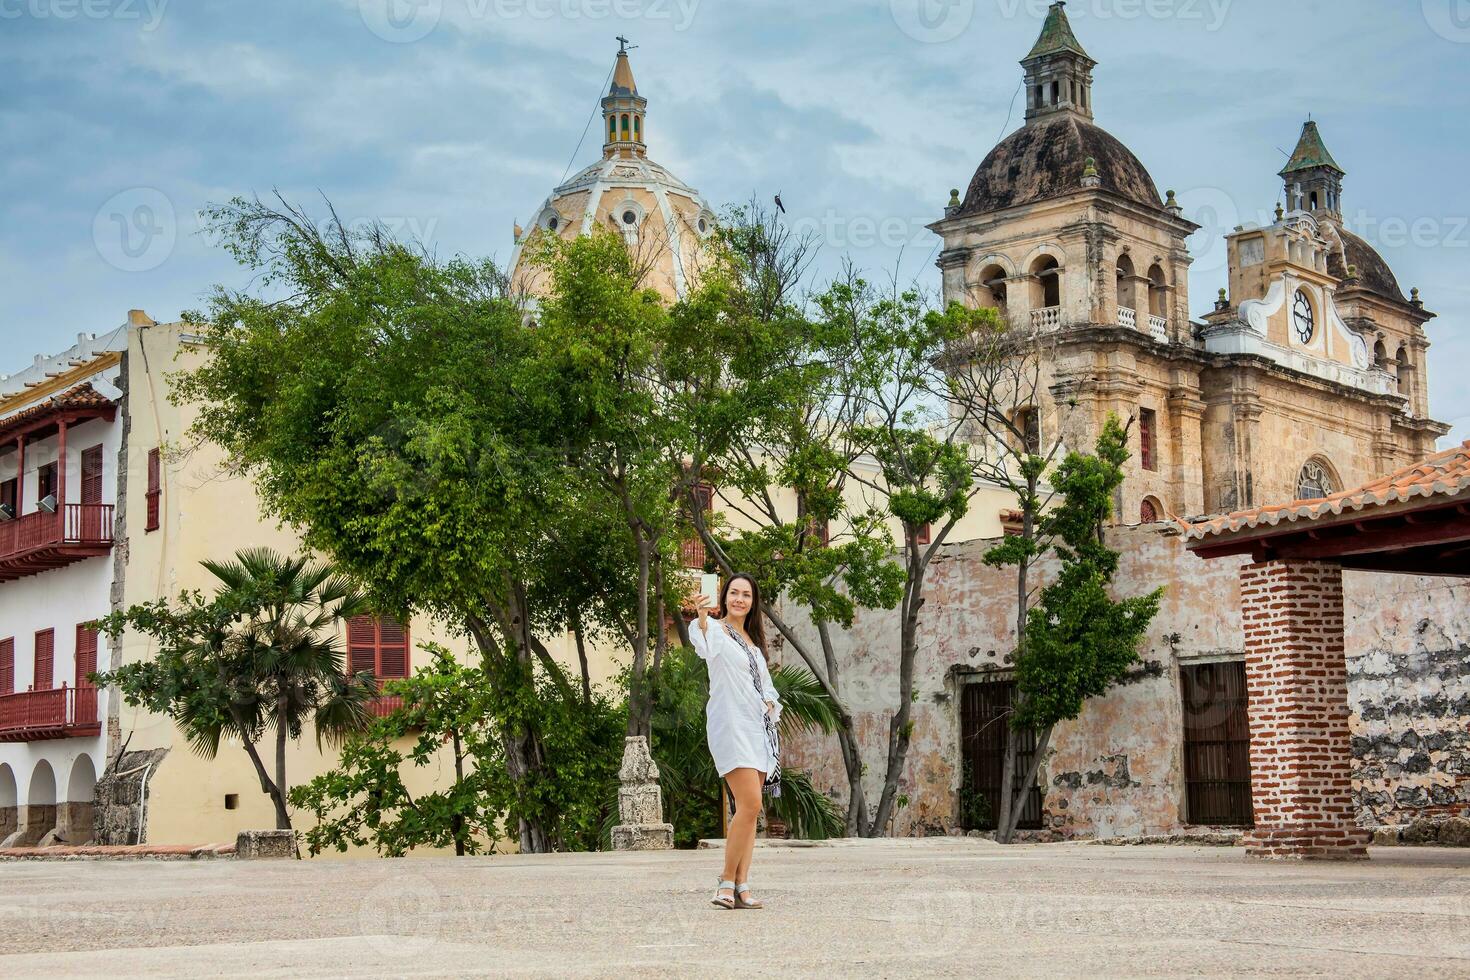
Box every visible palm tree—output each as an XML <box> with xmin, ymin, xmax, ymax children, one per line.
<box><xmin>199</xmin><ymin>548</ymin><xmax>380</xmax><ymax>830</ymax></box>
<box><xmin>98</xmin><ymin>548</ymin><xmax>380</xmax><ymax>832</ymax></box>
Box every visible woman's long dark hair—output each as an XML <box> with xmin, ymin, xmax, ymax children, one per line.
<box><xmin>718</xmin><ymin>572</ymin><xmax>769</xmax><ymax>661</ymax></box>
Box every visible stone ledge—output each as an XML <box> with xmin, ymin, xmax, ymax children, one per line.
<box><xmin>0</xmin><ymin>843</ymin><xmax>235</xmax><ymax>861</ymax></box>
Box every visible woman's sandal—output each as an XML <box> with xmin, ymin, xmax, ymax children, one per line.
<box><xmin>733</xmin><ymin>882</ymin><xmax>763</xmax><ymax>909</ymax></box>
<box><xmin>711</xmin><ymin>878</ymin><xmax>736</xmax><ymax>910</ymax></box>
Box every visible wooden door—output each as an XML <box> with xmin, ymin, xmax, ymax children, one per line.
<box><xmin>1181</xmin><ymin>660</ymin><xmax>1253</xmax><ymax>826</ymax></box>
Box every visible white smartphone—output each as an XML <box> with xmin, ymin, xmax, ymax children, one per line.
<box><xmin>699</xmin><ymin>573</ymin><xmax>719</xmax><ymax>609</ymax></box>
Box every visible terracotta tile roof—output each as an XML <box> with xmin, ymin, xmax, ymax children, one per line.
<box><xmin>1183</xmin><ymin>441</ymin><xmax>1470</xmax><ymax>542</ymax></box>
<box><xmin>0</xmin><ymin>383</ymin><xmax>115</xmax><ymax>438</ymax></box>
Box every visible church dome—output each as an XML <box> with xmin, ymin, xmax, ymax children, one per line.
<box><xmin>959</xmin><ymin>114</ymin><xmax>1163</xmax><ymax>217</ymax></box>
<box><xmin>1330</xmin><ymin>228</ymin><xmax>1406</xmax><ymax>303</ymax></box>
<box><xmin>510</xmin><ymin>45</ymin><xmax>714</xmax><ymax>301</ymax></box>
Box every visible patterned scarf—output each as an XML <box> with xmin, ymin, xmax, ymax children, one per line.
<box><xmin>723</xmin><ymin>622</ymin><xmax>782</xmax><ymax>799</ymax></box>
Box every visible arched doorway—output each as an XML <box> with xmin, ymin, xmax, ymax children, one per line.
<box><xmin>20</xmin><ymin>759</ymin><xmax>57</xmax><ymax>847</ymax></box>
<box><xmin>0</xmin><ymin>764</ymin><xmax>16</xmax><ymax>844</ymax></box>
<box><xmin>1029</xmin><ymin>255</ymin><xmax>1061</xmax><ymax>329</ymax></box>
<box><xmin>62</xmin><ymin>755</ymin><xmax>98</xmax><ymax>845</ymax></box>
<box><xmin>1115</xmin><ymin>253</ymin><xmax>1137</xmax><ymax>326</ymax></box>
<box><xmin>975</xmin><ymin>264</ymin><xmax>1009</xmax><ymax>317</ymax></box>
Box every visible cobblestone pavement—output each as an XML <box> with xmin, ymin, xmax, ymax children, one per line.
<box><xmin>1</xmin><ymin>838</ymin><xmax>1467</xmax><ymax>977</ymax></box>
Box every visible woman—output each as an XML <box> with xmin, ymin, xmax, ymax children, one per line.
<box><xmin>686</xmin><ymin>573</ymin><xmax>782</xmax><ymax>911</ymax></box>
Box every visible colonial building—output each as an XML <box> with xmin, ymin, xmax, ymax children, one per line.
<box><xmin>510</xmin><ymin>41</ymin><xmax>715</xmax><ymax>302</ymax></box>
<box><xmin>0</xmin><ymin>322</ymin><xmax>128</xmax><ymax>846</ymax></box>
<box><xmin>789</xmin><ymin>3</ymin><xmax>1464</xmax><ymax>844</ymax></box>
<box><xmin>0</xmin><ymin>315</ymin><xmax>523</xmax><ymax>847</ymax></box>
<box><xmin>929</xmin><ymin>2</ymin><xmax>1446</xmax><ymax>527</ymax></box>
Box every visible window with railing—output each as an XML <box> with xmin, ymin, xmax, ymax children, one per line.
<box><xmin>680</xmin><ymin>482</ymin><xmax>714</xmax><ymax>568</ymax></box>
<box><xmin>347</xmin><ymin>615</ymin><xmax>410</xmax><ymax>717</ymax></box>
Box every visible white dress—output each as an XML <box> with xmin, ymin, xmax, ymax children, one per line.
<box><xmin>690</xmin><ymin>618</ymin><xmax>783</xmax><ymax>779</ymax></box>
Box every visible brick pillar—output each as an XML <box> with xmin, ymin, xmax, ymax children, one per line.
<box><xmin>1239</xmin><ymin>559</ymin><xmax>1368</xmax><ymax>860</ymax></box>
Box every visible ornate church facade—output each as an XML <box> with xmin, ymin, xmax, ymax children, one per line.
<box><xmin>930</xmin><ymin>2</ymin><xmax>1446</xmax><ymax>527</ymax></box>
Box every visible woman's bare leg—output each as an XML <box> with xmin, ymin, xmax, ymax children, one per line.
<box><xmin>722</xmin><ymin>768</ymin><xmax>763</xmax><ymax>891</ymax></box>
<box><xmin>734</xmin><ymin>770</ymin><xmax>765</xmax><ymax>898</ymax></box>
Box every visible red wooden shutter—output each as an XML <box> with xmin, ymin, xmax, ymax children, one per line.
<box><xmin>347</xmin><ymin>616</ymin><xmax>377</xmax><ymax>675</ymax></box>
<box><xmin>1139</xmin><ymin>409</ymin><xmax>1157</xmax><ymax>472</ymax></box>
<box><xmin>33</xmin><ymin>629</ymin><xmax>54</xmax><ymax>690</ymax></box>
<box><xmin>75</xmin><ymin>623</ymin><xmax>99</xmax><ymax>688</ymax></box>
<box><xmin>916</xmin><ymin>523</ymin><xmax>932</xmax><ymax>545</ymax></box>
<box><xmin>81</xmin><ymin>445</ymin><xmax>104</xmax><ymax>505</ymax></box>
<box><xmin>145</xmin><ymin>448</ymin><xmax>162</xmax><ymax>531</ymax></box>
<box><xmin>345</xmin><ymin>616</ymin><xmax>410</xmax><ymax>678</ymax></box>
<box><xmin>377</xmin><ymin>618</ymin><xmax>409</xmax><ymax>679</ymax></box>
<box><xmin>0</xmin><ymin>638</ymin><xmax>13</xmax><ymax>695</ymax></box>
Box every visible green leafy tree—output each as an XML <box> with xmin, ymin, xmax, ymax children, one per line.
<box><xmin>290</xmin><ymin>645</ymin><xmax>623</xmax><ymax>856</ymax></box>
<box><xmin>666</xmin><ymin>205</ymin><xmax>905</xmax><ymax>835</ymax></box>
<box><xmin>522</xmin><ymin>229</ymin><xmax>686</xmax><ymax>741</ymax></box>
<box><xmin>985</xmin><ymin>415</ymin><xmax>1163</xmax><ymax>842</ymax></box>
<box><xmin>95</xmin><ymin>548</ymin><xmax>376</xmax><ymax>831</ymax></box>
<box><xmin>178</xmin><ymin>195</ymin><xmax>635</xmax><ymax>852</ymax></box>
<box><xmin>825</xmin><ymin>276</ymin><xmax>1004</xmax><ymax>834</ymax></box>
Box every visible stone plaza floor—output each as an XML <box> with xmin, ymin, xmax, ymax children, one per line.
<box><xmin>1</xmin><ymin>837</ymin><xmax>1467</xmax><ymax>977</ymax></box>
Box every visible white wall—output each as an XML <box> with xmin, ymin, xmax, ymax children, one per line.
<box><xmin>0</xmin><ymin>555</ymin><xmax>113</xmax><ymax>804</ymax></box>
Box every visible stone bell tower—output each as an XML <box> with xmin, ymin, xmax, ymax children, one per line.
<box><xmin>930</xmin><ymin>1</ymin><xmax>1203</xmax><ymax>523</ymax></box>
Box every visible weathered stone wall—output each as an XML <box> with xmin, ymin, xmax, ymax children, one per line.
<box><xmin>1344</xmin><ymin>571</ymin><xmax>1470</xmax><ymax>826</ymax></box>
<box><xmin>94</xmin><ymin>747</ymin><xmax>168</xmax><ymax>846</ymax></box>
<box><xmin>781</xmin><ymin>526</ymin><xmax>1469</xmax><ymax>838</ymax></box>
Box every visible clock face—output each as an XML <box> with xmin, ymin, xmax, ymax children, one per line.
<box><xmin>1292</xmin><ymin>290</ymin><xmax>1315</xmax><ymax>344</ymax></box>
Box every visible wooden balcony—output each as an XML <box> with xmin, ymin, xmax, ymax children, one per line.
<box><xmin>368</xmin><ymin>680</ymin><xmax>405</xmax><ymax>718</ymax></box>
<box><xmin>0</xmin><ymin>504</ymin><xmax>114</xmax><ymax>583</ymax></box>
<box><xmin>0</xmin><ymin>684</ymin><xmax>101</xmax><ymax>742</ymax></box>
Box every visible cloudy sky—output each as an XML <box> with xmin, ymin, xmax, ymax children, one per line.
<box><xmin>3</xmin><ymin>0</ymin><xmax>1468</xmax><ymax>441</ymax></box>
